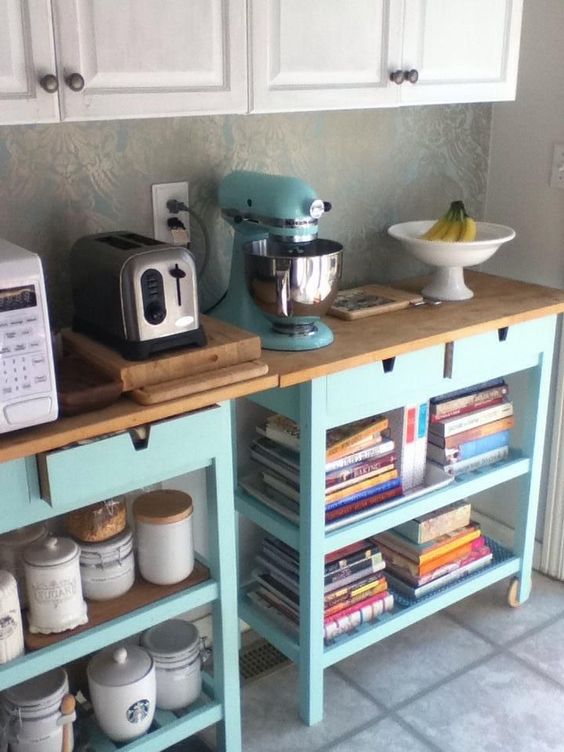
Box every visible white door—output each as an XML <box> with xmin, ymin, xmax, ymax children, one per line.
<box><xmin>0</xmin><ymin>0</ymin><xmax>59</xmax><ymax>124</ymax></box>
<box><xmin>51</xmin><ymin>0</ymin><xmax>247</xmax><ymax>121</ymax></box>
<box><xmin>399</xmin><ymin>0</ymin><xmax>524</xmax><ymax>105</ymax></box>
<box><xmin>249</xmin><ymin>0</ymin><xmax>404</xmax><ymax>113</ymax></box>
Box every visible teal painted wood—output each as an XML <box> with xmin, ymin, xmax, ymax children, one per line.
<box><xmin>249</xmin><ymin>384</ymin><xmax>300</xmax><ymax>422</ymax></box>
<box><xmin>0</xmin><ymin>578</ymin><xmax>218</xmax><ymax>691</ymax></box>
<box><xmin>39</xmin><ymin>406</ymin><xmax>224</xmax><ymax>507</ymax></box>
<box><xmin>235</xmin><ymin>313</ymin><xmax>560</xmax><ymax>727</ymax></box>
<box><xmin>204</xmin><ymin>401</ymin><xmax>242</xmax><ymax>752</ymax></box>
<box><xmin>235</xmin><ymin>487</ymin><xmax>299</xmax><ymax>549</ymax></box>
<box><xmin>83</xmin><ymin>697</ymin><xmax>223</xmax><ymax>751</ymax></box>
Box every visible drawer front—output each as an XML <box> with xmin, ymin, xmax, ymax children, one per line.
<box><xmin>326</xmin><ymin>345</ymin><xmax>444</xmax><ymax>426</ymax></box>
<box><xmin>448</xmin><ymin>318</ymin><xmax>552</xmax><ymax>386</ymax></box>
<box><xmin>38</xmin><ymin>405</ymin><xmax>227</xmax><ymax>508</ymax></box>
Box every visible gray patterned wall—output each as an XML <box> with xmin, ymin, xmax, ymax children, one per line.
<box><xmin>0</xmin><ymin>104</ymin><xmax>491</xmax><ymax>329</ymax></box>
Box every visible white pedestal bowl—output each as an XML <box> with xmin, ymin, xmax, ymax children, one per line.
<box><xmin>388</xmin><ymin>221</ymin><xmax>515</xmax><ymax>301</ymax></box>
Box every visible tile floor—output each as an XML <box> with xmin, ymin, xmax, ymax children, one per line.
<box><xmin>209</xmin><ymin>571</ymin><xmax>564</xmax><ymax>752</ymax></box>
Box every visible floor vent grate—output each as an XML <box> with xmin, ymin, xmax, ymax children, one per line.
<box><xmin>239</xmin><ymin>638</ymin><xmax>290</xmax><ymax>683</ymax></box>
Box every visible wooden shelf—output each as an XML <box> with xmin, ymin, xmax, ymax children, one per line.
<box><xmin>24</xmin><ymin>562</ymin><xmax>210</xmax><ymax>651</ymax></box>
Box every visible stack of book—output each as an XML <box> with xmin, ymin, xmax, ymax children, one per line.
<box><xmin>248</xmin><ymin>535</ymin><xmax>394</xmax><ymax>642</ymax></box>
<box><xmin>243</xmin><ymin>413</ymin><xmax>403</xmax><ymax>525</ymax></box>
<box><xmin>374</xmin><ymin>502</ymin><xmax>493</xmax><ymax>600</ymax></box>
<box><xmin>426</xmin><ymin>378</ymin><xmax>513</xmax><ymax>476</ymax></box>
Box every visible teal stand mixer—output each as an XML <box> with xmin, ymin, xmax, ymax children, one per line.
<box><xmin>211</xmin><ymin>171</ymin><xmax>343</xmax><ymax>351</ymax></box>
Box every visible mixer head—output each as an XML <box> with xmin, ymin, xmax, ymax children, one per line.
<box><xmin>218</xmin><ymin>170</ymin><xmax>331</xmax><ymax>243</ymax></box>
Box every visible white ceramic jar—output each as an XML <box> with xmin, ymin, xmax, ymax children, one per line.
<box><xmin>141</xmin><ymin>619</ymin><xmax>208</xmax><ymax>711</ymax></box>
<box><xmin>23</xmin><ymin>537</ymin><xmax>88</xmax><ymax>635</ymax></box>
<box><xmin>133</xmin><ymin>490</ymin><xmax>194</xmax><ymax>585</ymax></box>
<box><xmin>0</xmin><ymin>523</ymin><xmax>48</xmax><ymax>606</ymax></box>
<box><xmin>0</xmin><ymin>570</ymin><xmax>24</xmax><ymax>664</ymax></box>
<box><xmin>78</xmin><ymin>527</ymin><xmax>135</xmax><ymax>601</ymax></box>
<box><xmin>0</xmin><ymin>668</ymin><xmax>74</xmax><ymax>752</ymax></box>
<box><xmin>87</xmin><ymin>644</ymin><xmax>156</xmax><ymax>743</ymax></box>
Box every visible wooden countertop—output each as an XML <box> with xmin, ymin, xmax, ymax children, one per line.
<box><xmin>260</xmin><ymin>271</ymin><xmax>564</xmax><ymax>387</ymax></box>
<box><xmin>2</xmin><ymin>271</ymin><xmax>564</xmax><ymax>464</ymax></box>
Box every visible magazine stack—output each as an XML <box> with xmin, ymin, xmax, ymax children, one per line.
<box><xmin>248</xmin><ymin>535</ymin><xmax>395</xmax><ymax>642</ymax></box>
<box><xmin>426</xmin><ymin>378</ymin><xmax>513</xmax><ymax>476</ymax></box>
<box><xmin>374</xmin><ymin>501</ymin><xmax>493</xmax><ymax>600</ymax></box>
<box><xmin>240</xmin><ymin>412</ymin><xmax>403</xmax><ymax>526</ymax></box>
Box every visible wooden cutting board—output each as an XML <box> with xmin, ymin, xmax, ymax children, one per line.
<box><xmin>62</xmin><ymin>315</ymin><xmax>263</xmax><ymax>391</ymax></box>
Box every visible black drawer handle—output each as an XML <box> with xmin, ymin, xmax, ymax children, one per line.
<box><xmin>498</xmin><ymin>326</ymin><xmax>509</xmax><ymax>342</ymax></box>
<box><xmin>128</xmin><ymin>425</ymin><xmax>151</xmax><ymax>450</ymax></box>
<box><xmin>382</xmin><ymin>357</ymin><xmax>396</xmax><ymax>373</ymax></box>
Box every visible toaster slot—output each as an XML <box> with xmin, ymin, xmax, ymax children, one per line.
<box><xmin>141</xmin><ymin>269</ymin><xmax>166</xmax><ymax>325</ymax></box>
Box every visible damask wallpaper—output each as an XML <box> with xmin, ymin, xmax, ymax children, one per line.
<box><xmin>0</xmin><ymin>104</ymin><xmax>491</xmax><ymax>329</ymax></box>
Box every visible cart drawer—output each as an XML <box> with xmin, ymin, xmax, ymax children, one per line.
<box><xmin>448</xmin><ymin>318</ymin><xmax>551</xmax><ymax>385</ymax></box>
<box><xmin>37</xmin><ymin>406</ymin><xmax>225</xmax><ymax>508</ymax></box>
<box><xmin>326</xmin><ymin>345</ymin><xmax>444</xmax><ymax>422</ymax></box>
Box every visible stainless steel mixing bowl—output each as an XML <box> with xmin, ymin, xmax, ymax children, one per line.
<box><xmin>243</xmin><ymin>238</ymin><xmax>343</xmax><ymax>334</ymax></box>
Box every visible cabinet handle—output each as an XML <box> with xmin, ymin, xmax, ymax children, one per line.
<box><xmin>39</xmin><ymin>74</ymin><xmax>58</xmax><ymax>93</ymax></box>
<box><xmin>66</xmin><ymin>72</ymin><xmax>85</xmax><ymax>92</ymax></box>
<box><xmin>389</xmin><ymin>69</ymin><xmax>419</xmax><ymax>85</ymax></box>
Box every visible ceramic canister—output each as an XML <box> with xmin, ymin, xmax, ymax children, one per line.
<box><xmin>140</xmin><ymin>619</ymin><xmax>208</xmax><ymax>711</ymax></box>
<box><xmin>23</xmin><ymin>537</ymin><xmax>88</xmax><ymax>635</ymax></box>
<box><xmin>0</xmin><ymin>668</ymin><xmax>74</xmax><ymax>752</ymax></box>
<box><xmin>133</xmin><ymin>490</ymin><xmax>194</xmax><ymax>585</ymax></box>
<box><xmin>78</xmin><ymin>527</ymin><xmax>135</xmax><ymax>601</ymax></box>
<box><xmin>87</xmin><ymin>644</ymin><xmax>156</xmax><ymax>742</ymax></box>
<box><xmin>0</xmin><ymin>523</ymin><xmax>48</xmax><ymax>606</ymax></box>
<box><xmin>0</xmin><ymin>570</ymin><xmax>24</xmax><ymax>664</ymax></box>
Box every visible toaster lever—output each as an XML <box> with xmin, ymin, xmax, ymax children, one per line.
<box><xmin>170</xmin><ymin>264</ymin><xmax>187</xmax><ymax>306</ymax></box>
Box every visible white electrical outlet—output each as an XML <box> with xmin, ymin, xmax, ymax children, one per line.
<box><xmin>550</xmin><ymin>144</ymin><xmax>564</xmax><ymax>189</ymax></box>
<box><xmin>152</xmin><ymin>181</ymin><xmax>189</xmax><ymax>242</ymax></box>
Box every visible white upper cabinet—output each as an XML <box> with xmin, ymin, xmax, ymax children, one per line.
<box><xmin>0</xmin><ymin>0</ymin><xmax>59</xmax><ymax>124</ymax></box>
<box><xmin>249</xmin><ymin>0</ymin><xmax>524</xmax><ymax>113</ymax></box>
<box><xmin>248</xmin><ymin>0</ymin><xmax>404</xmax><ymax>113</ymax></box>
<box><xmin>399</xmin><ymin>0</ymin><xmax>524</xmax><ymax>105</ymax></box>
<box><xmin>51</xmin><ymin>0</ymin><xmax>247</xmax><ymax>120</ymax></box>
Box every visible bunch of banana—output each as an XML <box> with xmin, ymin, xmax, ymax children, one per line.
<box><xmin>421</xmin><ymin>200</ymin><xmax>477</xmax><ymax>242</ymax></box>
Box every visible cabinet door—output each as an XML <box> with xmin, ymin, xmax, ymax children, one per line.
<box><xmin>51</xmin><ymin>0</ymin><xmax>247</xmax><ymax>121</ymax></box>
<box><xmin>249</xmin><ymin>0</ymin><xmax>403</xmax><ymax>113</ymax></box>
<box><xmin>0</xmin><ymin>0</ymin><xmax>59</xmax><ymax>124</ymax></box>
<box><xmin>400</xmin><ymin>0</ymin><xmax>523</xmax><ymax>105</ymax></box>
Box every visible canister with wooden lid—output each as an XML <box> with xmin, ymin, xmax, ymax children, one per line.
<box><xmin>133</xmin><ymin>490</ymin><xmax>194</xmax><ymax>585</ymax></box>
<box><xmin>24</xmin><ymin>537</ymin><xmax>88</xmax><ymax>635</ymax></box>
<box><xmin>0</xmin><ymin>570</ymin><xmax>24</xmax><ymax>664</ymax></box>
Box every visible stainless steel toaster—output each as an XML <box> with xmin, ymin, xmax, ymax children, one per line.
<box><xmin>70</xmin><ymin>232</ymin><xmax>206</xmax><ymax>360</ymax></box>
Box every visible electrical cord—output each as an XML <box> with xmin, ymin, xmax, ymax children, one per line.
<box><xmin>166</xmin><ymin>199</ymin><xmax>210</xmax><ymax>279</ymax></box>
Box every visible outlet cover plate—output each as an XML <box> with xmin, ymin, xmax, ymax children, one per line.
<box><xmin>152</xmin><ymin>181</ymin><xmax>189</xmax><ymax>242</ymax></box>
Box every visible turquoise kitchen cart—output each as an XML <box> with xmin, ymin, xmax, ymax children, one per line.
<box><xmin>0</xmin><ymin>371</ymin><xmax>274</xmax><ymax>752</ymax></box>
<box><xmin>236</xmin><ymin>271</ymin><xmax>564</xmax><ymax>726</ymax></box>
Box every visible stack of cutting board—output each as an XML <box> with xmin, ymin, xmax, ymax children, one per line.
<box><xmin>62</xmin><ymin>315</ymin><xmax>267</xmax><ymax>405</ymax></box>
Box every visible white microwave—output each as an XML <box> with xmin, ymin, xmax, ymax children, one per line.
<box><xmin>0</xmin><ymin>239</ymin><xmax>58</xmax><ymax>434</ymax></box>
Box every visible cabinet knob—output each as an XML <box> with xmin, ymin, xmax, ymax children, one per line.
<box><xmin>406</xmin><ymin>68</ymin><xmax>419</xmax><ymax>84</ymax></box>
<box><xmin>66</xmin><ymin>72</ymin><xmax>85</xmax><ymax>92</ymax></box>
<box><xmin>390</xmin><ymin>69</ymin><xmax>406</xmax><ymax>85</ymax></box>
<box><xmin>39</xmin><ymin>74</ymin><xmax>58</xmax><ymax>93</ymax></box>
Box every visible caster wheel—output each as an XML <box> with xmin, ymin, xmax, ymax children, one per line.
<box><xmin>507</xmin><ymin>577</ymin><xmax>522</xmax><ymax>608</ymax></box>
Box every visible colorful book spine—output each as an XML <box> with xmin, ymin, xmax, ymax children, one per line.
<box><xmin>379</xmin><ymin>537</ymin><xmax>485</xmax><ymax>579</ymax></box>
<box><xmin>324</xmin><ymin>552</ymin><xmax>384</xmax><ymax>587</ymax></box>
<box><xmin>431</xmin><ymin>445</ymin><xmax>510</xmax><ymax>476</ymax></box>
<box><xmin>325</xmin><ymin>486</ymin><xmax>403</xmax><ymax>522</ymax></box>
<box><xmin>323</xmin><ymin>589</ymin><xmax>391</xmax><ymax>624</ymax></box>
<box><xmin>429</xmin><ymin>401</ymin><xmax>513</xmax><ymax>438</ymax></box>
<box><xmin>430</xmin><ymin>378</ymin><xmax>506</xmax><ymax>407</ymax></box>
<box><xmin>427</xmin><ymin>430</ymin><xmax>510</xmax><ymax>465</ymax></box>
<box><xmin>264</xmin><ymin>415</ymin><xmax>301</xmax><ymax>450</ymax></box>
<box><xmin>325</xmin><ymin>468</ymin><xmax>399</xmax><ymax>504</ymax></box>
<box><xmin>325</xmin><ymin>476</ymin><xmax>402</xmax><ymax>511</ymax></box>
<box><xmin>431</xmin><ymin>415</ymin><xmax>514</xmax><ymax>450</ymax></box>
<box><xmin>325</xmin><ymin>439</ymin><xmax>395</xmax><ymax>472</ymax></box>
<box><xmin>324</xmin><ymin>593</ymin><xmax>394</xmax><ymax>642</ymax></box>
<box><xmin>391</xmin><ymin>501</ymin><xmax>472</xmax><ymax>544</ymax></box>
<box><xmin>324</xmin><ymin>543</ymin><xmax>381</xmax><ymax>574</ymax></box>
<box><xmin>390</xmin><ymin>543</ymin><xmax>492</xmax><ymax>587</ymax></box>
<box><xmin>324</xmin><ymin>572</ymin><xmax>387</xmax><ymax>606</ymax></box>
<box><xmin>326</xmin><ymin>415</ymin><xmax>389</xmax><ymax>459</ymax></box>
<box><xmin>323</xmin><ymin>579</ymin><xmax>388</xmax><ymax>618</ymax></box>
<box><xmin>324</xmin><ymin>560</ymin><xmax>386</xmax><ymax>593</ymax></box>
<box><xmin>374</xmin><ymin>523</ymin><xmax>481</xmax><ymax>563</ymax></box>
<box><xmin>386</xmin><ymin>550</ymin><xmax>493</xmax><ymax>599</ymax></box>
<box><xmin>325</xmin><ymin>453</ymin><xmax>397</xmax><ymax>490</ymax></box>
<box><xmin>387</xmin><ymin>403</ymin><xmax>428</xmax><ymax>491</ymax></box>
<box><xmin>430</xmin><ymin>382</ymin><xmax>508</xmax><ymax>422</ymax></box>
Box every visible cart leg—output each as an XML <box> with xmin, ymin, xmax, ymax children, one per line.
<box><xmin>507</xmin><ymin>576</ymin><xmax>530</xmax><ymax>607</ymax></box>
